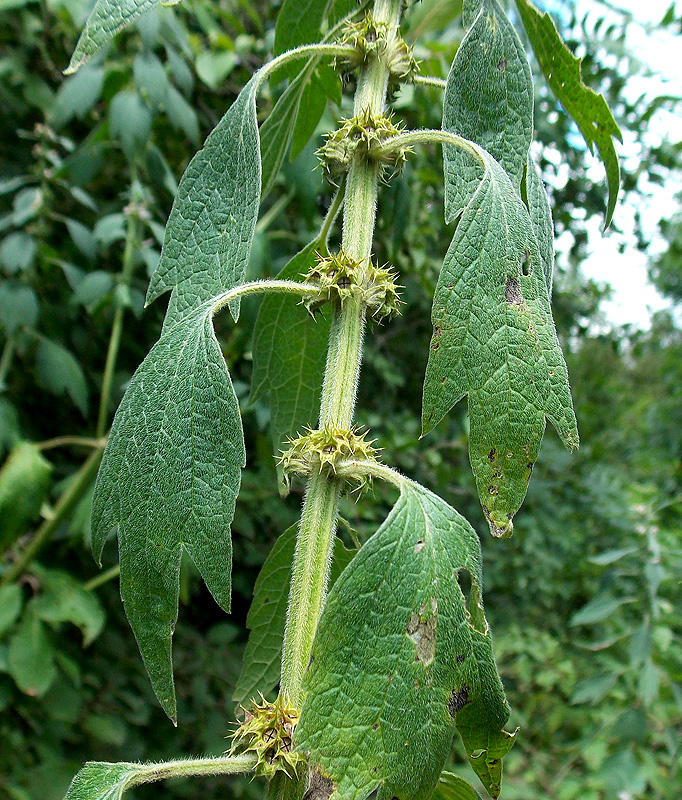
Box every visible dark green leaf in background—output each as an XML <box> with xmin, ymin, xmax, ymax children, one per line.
<box><xmin>91</xmin><ymin>301</ymin><xmax>245</xmax><ymax>721</ymax></box>
<box><xmin>250</xmin><ymin>241</ymin><xmax>331</xmax><ymax>475</ymax></box>
<box><xmin>8</xmin><ymin>604</ymin><xmax>57</xmax><ymax>697</ymax></box>
<box><xmin>234</xmin><ymin>526</ymin><xmax>353</xmax><ymax>705</ymax></box>
<box><xmin>0</xmin><ymin>441</ymin><xmax>52</xmax><ymax>553</ymax></box>
<box><xmin>66</xmin><ymin>0</ymin><xmax>180</xmax><ymax>74</ymax></box>
<box><xmin>514</xmin><ymin>0</ymin><xmax>622</xmax><ymax>227</ymax></box>
<box><xmin>36</xmin><ymin>338</ymin><xmax>89</xmax><ymax>416</ymax></box>
<box><xmin>296</xmin><ymin>481</ymin><xmax>514</xmax><ymax>800</ymax></box>
<box><xmin>424</xmin><ymin>147</ymin><xmax>577</xmax><ymax>537</ymax></box>
<box><xmin>443</xmin><ymin>0</ymin><xmax>533</xmax><ymax>221</ymax></box>
<box><xmin>0</xmin><ymin>283</ymin><xmax>39</xmax><ymax>335</ymax></box>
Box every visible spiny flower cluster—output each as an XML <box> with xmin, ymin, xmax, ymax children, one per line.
<box><xmin>337</xmin><ymin>14</ymin><xmax>417</xmax><ymax>82</ymax></box>
<box><xmin>279</xmin><ymin>427</ymin><xmax>379</xmax><ymax>491</ymax></box>
<box><xmin>304</xmin><ymin>252</ymin><xmax>402</xmax><ymax>321</ymax></box>
<box><xmin>230</xmin><ymin>695</ymin><xmax>305</xmax><ymax>779</ymax></box>
<box><xmin>317</xmin><ymin>109</ymin><xmax>407</xmax><ymax>180</ymax></box>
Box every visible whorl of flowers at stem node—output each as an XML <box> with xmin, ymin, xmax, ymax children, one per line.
<box><xmin>279</xmin><ymin>427</ymin><xmax>380</xmax><ymax>492</ymax></box>
<box><xmin>303</xmin><ymin>251</ymin><xmax>402</xmax><ymax>321</ymax></box>
<box><xmin>317</xmin><ymin>110</ymin><xmax>409</xmax><ymax>181</ymax></box>
<box><xmin>336</xmin><ymin>13</ymin><xmax>417</xmax><ymax>83</ymax></box>
<box><xmin>230</xmin><ymin>695</ymin><xmax>305</xmax><ymax>780</ymax></box>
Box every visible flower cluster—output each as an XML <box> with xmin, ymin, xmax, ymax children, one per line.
<box><xmin>279</xmin><ymin>427</ymin><xmax>379</xmax><ymax>491</ymax></box>
<box><xmin>230</xmin><ymin>695</ymin><xmax>305</xmax><ymax>779</ymax></box>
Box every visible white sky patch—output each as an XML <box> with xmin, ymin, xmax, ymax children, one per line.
<box><xmin>567</xmin><ymin>0</ymin><xmax>682</xmax><ymax>328</ymax></box>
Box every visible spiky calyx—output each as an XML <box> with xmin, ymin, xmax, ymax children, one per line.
<box><xmin>303</xmin><ymin>252</ymin><xmax>402</xmax><ymax>321</ymax></box>
<box><xmin>337</xmin><ymin>14</ymin><xmax>417</xmax><ymax>83</ymax></box>
<box><xmin>279</xmin><ymin>427</ymin><xmax>379</xmax><ymax>491</ymax></box>
<box><xmin>230</xmin><ymin>695</ymin><xmax>305</xmax><ymax>780</ymax></box>
<box><xmin>317</xmin><ymin>110</ymin><xmax>408</xmax><ymax>181</ymax></box>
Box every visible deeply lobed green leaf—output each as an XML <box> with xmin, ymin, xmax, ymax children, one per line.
<box><xmin>514</xmin><ymin>0</ymin><xmax>622</xmax><ymax>227</ymax></box>
<box><xmin>423</xmin><ymin>147</ymin><xmax>578</xmax><ymax>537</ymax></box>
<box><xmin>443</xmin><ymin>0</ymin><xmax>533</xmax><ymax>221</ymax></box>
<box><xmin>295</xmin><ymin>480</ymin><xmax>514</xmax><ymax>799</ymax></box>
<box><xmin>147</xmin><ymin>76</ymin><xmax>261</xmax><ymax>330</ymax></box>
<box><xmin>91</xmin><ymin>301</ymin><xmax>245</xmax><ymax>721</ymax></box>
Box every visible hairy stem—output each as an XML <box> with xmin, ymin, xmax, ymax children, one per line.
<box><xmin>277</xmin><ymin>0</ymin><xmax>404</xmax><ymax>742</ymax></box>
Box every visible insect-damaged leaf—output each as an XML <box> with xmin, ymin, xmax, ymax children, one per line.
<box><xmin>514</xmin><ymin>0</ymin><xmax>622</xmax><ymax>227</ymax></box>
<box><xmin>423</xmin><ymin>147</ymin><xmax>577</xmax><ymax>537</ymax></box>
<box><xmin>295</xmin><ymin>480</ymin><xmax>514</xmax><ymax>800</ymax></box>
<box><xmin>92</xmin><ymin>301</ymin><xmax>245</xmax><ymax>721</ymax></box>
<box><xmin>234</xmin><ymin>527</ymin><xmax>353</xmax><ymax>705</ymax></box>
<box><xmin>250</xmin><ymin>240</ymin><xmax>331</xmax><ymax>477</ymax></box>
<box><xmin>147</xmin><ymin>76</ymin><xmax>261</xmax><ymax>330</ymax></box>
<box><xmin>443</xmin><ymin>0</ymin><xmax>533</xmax><ymax>221</ymax></box>
<box><xmin>66</xmin><ymin>0</ymin><xmax>180</xmax><ymax>75</ymax></box>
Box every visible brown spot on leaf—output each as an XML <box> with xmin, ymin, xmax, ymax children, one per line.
<box><xmin>303</xmin><ymin>767</ymin><xmax>335</xmax><ymax>800</ymax></box>
<box><xmin>456</xmin><ymin>654</ymin><xmax>466</xmax><ymax>664</ymax></box>
<box><xmin>448</xmin><ymin>685</ymin><xmax>470</xmax><ymax>717</ymax></box>
<box><xmin>497</xmin><ymin>58</ymin><xmax>508</xmax><ymax>71</ymax></box>
<box><xmin>504</xmin><ymin>277</ymin><xmax>523</xmax><ymax>305</ymax></box>
<box><xmin>406</xmin><ymin>598</ymin><xmax>437</xmax><ymax>667</ymax></box>
<box><xmin>527</xmin><ymin>462</ymin><xmax>534</xmax><ymax>472</ymax></box>
<box><xmin>488</xmin><ymin>448</ymin><xmax>496</xmax><ymax>462</ymax></box>
<box><xmin>414</xmin><ymin>539</ymin><xmax>425</xmax><ymax>554</ymax></box>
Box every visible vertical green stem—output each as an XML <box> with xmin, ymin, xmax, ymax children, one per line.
<box><xmin>96</xmin><ymin>205</ymin><xmax>141</xmax><ymax>438</ymax></box>
<box><xmin>0</xmin><ymin>337</ymin><xmax>15</xmax><ymax>390</ymax></box>
<box><xmin>277</xmin><ymin>0</ymin><xmax>403</xmax><ymax>748</ymax></box>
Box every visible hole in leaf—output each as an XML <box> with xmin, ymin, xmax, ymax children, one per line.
<box><xmin>448</xmin><ymin>685</ymin><xmax>470</xmax><ymax>717</ymax></box>
<box><xmin>303</xmin><ymin>767</ymin><xmax>335</xmax><ymax>800</ymax></box>
<box><xmin>522</xmin><ymin>249</ymin><xmax>531</xmax><ymax>276</ymax></box>
<box><xmin>497</xmin><ymin>58</ymin><xmax>508</xmax><ymax>71</ymax></box>
<box><xmin>504</xmin><ymin>277</ymin><xmax>523</xmax><ymax>304</ymax></box>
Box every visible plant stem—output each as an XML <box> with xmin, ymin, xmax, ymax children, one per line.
<box><xmin>0</xmin><ymin>336</ymin><xmax>15</xmax><ymax>391</ymax></box>
<box><xmin>83</xmin><ymin>563</ymin><xmax>120</xmax><ymax>591</ymax></box>
<box><xmin>0</xmin><ymin>447</ymin><xmax>103</xmax><ymax>586</ymax></box>
<box><xmin>276</xmin><ymin>0</ymin><xmax>404</xmax><ymax>738</ymax></box>
<box><xmin>96</xmin><ymin>208</ymin><xmax>140</xmax><ymax>438</ymax></box>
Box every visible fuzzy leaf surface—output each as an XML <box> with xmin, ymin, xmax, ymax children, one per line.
<box><xmin>234</xmin><ymin>527</ymin><xmax>353</xmax><ymax>704</ymax></box>
<box><xmin>66</xmin><ymin>0</ymin><xmax>179</xmax><ymax>74</ymax></box>
<box><xmin>64</xmin><ymin>762</ymin><xmax>144</xmax><ymax>800</ymax></box>
<box><xmin>92</xmin><ymin>302</ymin><xmax>245</xmax><ymax>720</ymax></box>
<box><xmin>524</xmin><ymin>154</ymin><xmax>554</xmax><ymax>295</ymax></box>
<box><xmin>250</xmin><ymin>241</ymin><xmax>331</xmax><ymax>465</ymax></box>
<box><xmin>423</xmin><ymin>147</ymin><xmax>577</xmax><ymax>537</ymax></box>
<box><xmin>296</xmin><ymin>481</ymin><xmax>513</xmax><ymax>800</ymax></box>
<box><xmin>147</xmin><ymin>77</ymin><xmax>260</xmax><ymax>330</ymax></box>
<box><xmin>443</xmin><ymin>0</ymin><xmax>533</xmax><ymax>221</ymax></box>
<box><xmin>514</xmin><ymin>0</ymin><xmax>622</xmax><ymax>226</ymax></box>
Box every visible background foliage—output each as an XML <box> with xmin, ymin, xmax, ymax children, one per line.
<box><xmin>0</xmin><ymin>0</ymin><xmax>680</xmax><ymax>798</ymax></box>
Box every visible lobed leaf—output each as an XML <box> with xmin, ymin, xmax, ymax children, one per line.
<box><xmin>296</xmin><ymin>480</ymin><xmax>514</xmax><ymax>800</ymax></box>
<box><xmin>250</xmin><ymin>241</ymin><xmax>331</xmax><ymax>474</ymax></box>
<box><xmin>514</xmin><ymin>0</ymin><xmax>622</xmax><ymax>227</ymax></box>
<box><xmin>66</xmin><ymin>0</ymin><xmax>180</xmax><ymax>75</ymax></box>
<box><xmin>91</xmin><ymin>301</ymin><xmax>245</xmax><ymax>721</ymax></box>
<box><xmin>423</xmin><ymin>147</ymin><xmax>578</xmax><ymax>537</ymax></box>
<box><xmin>443</xmin><ymin>0</ymin><xmax>533</xmax><ymax>221</ymax></box>
<box><xmin>64</xmin><ymin>762</ymin><xmax>139</xmax><ymax>800</ymax></box>
<box><xmin>524</xmin><ymin>154</ymin><xmax>554</xmax><ymax>295</ymax></box>
<box><xmin>432</xmin><ymin>772</ymin><xmax>483</xmax><ymax>800</ymax></box>
<box><xmin>146</xmin><ymin>76</ymin><xmax>261</xmax><ymax>330</ymax></box>
<box><xmin>234</xmin><ymin>527</ymin><xmax>354</xmax><ymax>705</ymax></box>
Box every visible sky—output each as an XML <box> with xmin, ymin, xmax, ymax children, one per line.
<box><xmin>569</xmin><ymin>0</ymin><xmax>682</xmax><ymax>329</ymax></box>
